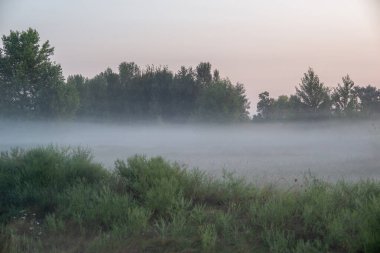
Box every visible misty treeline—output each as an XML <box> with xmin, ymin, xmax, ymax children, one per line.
<box><xmin>0</xmin><ymin>28</ymin><xmax>249</xmax><ymax>122</ymax></box>
<box><xmin>1</xmin><ymin>28</ymin><xmax>379</xmax><ymax>122</ymax></box>
<box><xmin>255</xmin><ymin>69</ymin><xmax>380</xmax><ymax>121</ymax></box>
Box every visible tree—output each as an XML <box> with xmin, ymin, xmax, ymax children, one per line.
<box><xmin>233</xmin><ymin>83</ymin><xmax>250</xmax><ymax>121</ymax></box>
<box><xmin>67</xmin><ymin>74</ymin><xmax>88</xmax><ymax>115</ymax></box>
<box><xmin>256</xmin><ymin>91</ymin><xmax>274</xmax><ymax>120</ymax></box>
<box><xmin>213</xmin><ymin>69</ymin><xmax>220</xmax><ymax>82</ymax></box>
<box><xmin>148</xmin><ymin>66</ymin><xmax>174</xmax><ymax>119</ymax></box>
<box><xmin>86</xmin><ymin>74</ymin><xmax>108</xmax><ymax>117</ymax></box>
<box><xmin>102</xmin><ymin>68</ymin><xmax>124</xmax><ymax>117</ymax></box>
<box><xmin>172</xmin><ymin>66</ymin><xmax>198</xmax><ymax>120</ymax></box>
<box><xmin>119</xmin><ymin>62</ymin><xmax>140</xmax><ymax>84</ymax></box>
<box><xmin>295</xmin><ymin>68</ymin><xmax>330</xmax><ymax>116</ymax></box>
<box><xmin>287</xmin><ymin>95</ymin><xmax>304</xmax><ymax>118</ymax></box>
<box><xmin>54</xmin><ymin>80</ymin><xmax>80</xmax><ymax>118</ymax></box>
<box><xmin>332</xmin><ymin>75</ymin><xmax>359</xmax><ymax>116</ymax></box>
<box><xmin>272</xmin><ymin>95</ymin><xmax>290</xmax><ymax>120</ymax></box>
<box><xmin>0</xmin><ymin>28</ymin><xmax>68</xmax><ymax>118</ymax></box>
<box><xmin>196</xmin><ymin>62</ymin><xmax>212</xmax><ymax>85</ymax></box>
<box><xmin>194</xmin><ymin>79</ymin><xmax>250</xmax><ymax>122</ymax></box>
<box><xmin>355</xmin><ymin>85</ymin><xmax>380</xmax><ymax>116</ymax></box>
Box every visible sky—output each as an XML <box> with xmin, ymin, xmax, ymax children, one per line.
<box><xmin>1</xmin><ymin>0</ymin><xmax>379</xmax><ymax>109</ymax></box>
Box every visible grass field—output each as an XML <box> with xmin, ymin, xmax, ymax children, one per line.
<box><xmin>1</xmin><ymin>146</ymin><xmax>379</xmax><ymax>253</ymax></box>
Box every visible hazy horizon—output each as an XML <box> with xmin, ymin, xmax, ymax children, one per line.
<box><xmin>1</xmin><ymin>120</ymin><xmax>379</xmax><ymax>183</ymax></box>
<box><xmin>1</xmin><ymin>0</ymin><xmax>379</xmax><ymax>108</ymax></box>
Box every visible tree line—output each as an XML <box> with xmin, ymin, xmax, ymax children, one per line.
<box><xmin>1</xmin><ymin>28</ymin><xmax>379</xmax><ymax>122</ymax></box>
<box><xmin>255</xmin><ymin>69</ymin><xmax>380</xmax><ymax>121</ymax></box>
<box><xmin>0</xmin><ymin>28</ymin><xmax>249</xmax><ymax>122</ymax></box>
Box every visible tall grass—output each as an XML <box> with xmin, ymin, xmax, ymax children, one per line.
<box><xmin>0</xmin><ymin>146</ymin><xmax>379</xmax><ymax>252</ymax></box>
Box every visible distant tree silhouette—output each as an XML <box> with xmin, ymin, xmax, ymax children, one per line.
<box><xmin>256</xmin><ymin>91</ymin><xmax>274</xmax><ymax>120</ymax></box>
<box><xmin>172</xmin><ymin>66</ymin><xmax>198</xmax><ymax>120</ymax></box>
<box><xmin>2</xmin><ymin>28</ymin><xmax>379</xmax><ymax>122</ymax></box>
<box><xmin>355</xmin><ymin>85</ymin><xmax>380</xmax><ymax>116</ymax></box>
<box><xmin>213</xmin><ymin>69</ymin><xmax>220</xmax><ymax>82</ymax></box>
<box><xmin>295</xmin><ymin>68</ymin><xmax>330</xmax><ymax>117</ymax></box>
<box><xmin>194</xmin><ymin>79</ymin><xmax>250</xmax><ymax>122</ymax></box>
<box><xmin>119</xmin><ymin>62</ymin><xmax>140</xmax><ymax>84</ymax></box>
<box><xmin>196</xmin><ymin>62</ymin><xmax>212</xmax><ymax>85</ymax></box>
<box><xmin>255</xmin><ymin>93</ymin><xmax>304</xmax><ymax>121</ymax></box>
<box><xmin>332</xmin><ymin>75</ymin><xmax>359</xmax><ymax>116</ymax></box>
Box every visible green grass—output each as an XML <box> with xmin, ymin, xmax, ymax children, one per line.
<box><xmin>0</xmin><ymin>146</ymin><xmax>379</xmax><ymax>253</ymax></box>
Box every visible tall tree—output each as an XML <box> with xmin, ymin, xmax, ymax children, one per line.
<box><xmin>102</xmin><ymin>68</ymin><xmax>124</xmax><ymax>116</ymax></box>
<box><xmin>213</xmin><ymin>69</ymin><xmax>220</xmax><ymax>82</ymax></box>
<box><xmin>148</xmin><ymin>66</ymin><xmax>174</xmax><ymax>119</ymax></box>
<box><xmin>196</xmin><ymin>62</ymin><xmax>212</xmax><ymax>85</ymax></box>
<box><xmin>295</xmin><ymin>68</ymin><xmax>330</xmax><ymax>116</ymax></box>
<box><xmin>332</xmin><ymin>75</ymin><xmax>359</xmax><ymax>116</ymax></box>
<box><xmin>67</xmin><ymin>74</ymin><xmax>88</xmax><ymax>115</ymax></box>
<box><xmin>256</xmin><ymin>91</ymin><xmax>274</xmax><ymax>120</ymax></box>
<box><xmin>194</xmin><ymin>79</ymin><xmax>250</xmax><ymax>122</ymax></box>
<box><xmin>119</xmin><ymin>62</ymin><xmax>140</xmax><ymax>84</ymax></box>
<box><xmin>172</xmin><ymin>66</ymin><xmax>198</xmax><ymax>120</ymax></box>
<box><xmin>86</xmin><ymin>74</ymin><xmax>108</xmax><ymax>117</ymax></box>
<box><xmin>0</xmin><ymin>28</ymin><xmax>68</xmax><ymax>117</ymax></box>
<box><xmin>54</xmin><ymin>80</ymin><xmax>80</xmax><ymax>118</ymax></box>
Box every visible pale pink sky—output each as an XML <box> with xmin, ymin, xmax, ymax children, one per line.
<box><xmin>1</xmin><ymin>0</ymin><xmax>379</xmax><ymax>109</ymax></box>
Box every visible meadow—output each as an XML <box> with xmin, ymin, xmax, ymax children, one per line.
<box><xmin>1</xmin><ymin>146</ymin><xmax>379</xmax><ymax>253</ymax></box>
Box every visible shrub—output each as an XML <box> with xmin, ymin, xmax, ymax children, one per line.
<box><xmin>0</xmin><ymin>146</ymin><xmax>108</xmax><ymax>222</ymax></box>
<box><xmin>115</xmin><ymin>156</ymin><xmax>185</xmax><ymax>216</ymax></box>
<box><xmin>1</xmin><ymin>146</ymin><xmax>380</xmax><ymax>253</ymax></box>
<box><xmin>58</xmin><ymin>183</ymin><xmax>141</xmax><ymax>230</ymax></box>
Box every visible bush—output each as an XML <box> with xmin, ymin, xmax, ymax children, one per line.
<box><xmin>58</xmin><ymin>183</ymin><xmax>150</xmax><ymax>232</ymax></box>
<box><xmin>1</xmin><ymin>146</ymin><xmax>380</xmax><ymax>253</ymax></box>
<box><xmin>115</xmin><ymin>156</ymin><xmax>186</xmax><ymax>216</ymax></box>
<box><xmin>0</xmin><ymin>146</ymin><xmax>108</xmax><ymax>222</ymax></box>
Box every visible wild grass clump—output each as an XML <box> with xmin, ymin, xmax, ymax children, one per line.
<box><xmin>1</xmin><ymin>146</ymin><xmax>380</xmax><ymax>253</ymax></box>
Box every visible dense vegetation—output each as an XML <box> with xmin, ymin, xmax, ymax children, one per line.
<box><xmin>1</xmin><ymin>28</ymin><xmax>379</xmax><ymax>122</ymax></box>
<box><xmin>255</xmin><ymin>70</ymin><xmax>380</xmax><ymax>121</ymax></box>
<box><xmin>1</xmin><ymin>146</ymin><xmax>379</xmax><ymax>253</ymax></box>
<box><xmin>0</xmin><ymin>28</ymin><xmax>249</xmax><ymax>122</ymax></box>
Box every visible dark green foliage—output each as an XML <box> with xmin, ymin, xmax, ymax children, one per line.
<box><xmin>115</xmin><ymin>156</ymin><xmax>185</xmax><ymax>216</ymax></box>
<box><xmin>355</xmin><ymin>85</ymin><xmax>380</xmax><ymax>117</ymax></box>
<box><xmin>119</xmin><ymin>61</ymin><xmax>140</xmax><ymax>84</ymax></box>
<box><xmin>196</xmin><ymin>62</ymin><xmax>213</xmax><ymax>85</ymax></box>
<box><xmin>193</xmin><ymin>80</ymin><xmax>250</xmax><ymax>122</ymax></box>
<box><xmin>0</xmin><ymin>28</ymin><xmax>78</xmax><ymax>118</ymax></box>
<box><xmin>1</xmin><ymin>147</ymin><xmax>380</xmax><ymax>252</ymax></box>
<box><xmin>2</xmin><ymin>28</ymin><xmax>380</xmax><ymax>122</ymax></box>
<box><xmin>256</xmin><ymin>91</ymin><xmax>274</xmax><ymax>120</ymax></box>
<box><xmin>63</xmin><ymin>62</ymin><xmax>251</xmax><ymax>122</ymax></box>
<box><xmin>332</xmin><ymin>75</ymin><xmax>359</xmax><ymax>116</ymax></box>
<box><xmin>254</xmin><ymin>69</ymin><xmax>380</xmax><ymax>121</ymax></box>
<box><xmin>171</xmin><ymin>66</ymin><xmax>198</xmax><ymax>120</ymax></box>
<box><xmin>255</xmin><ymin>92</ymin><xmax>306</xmax><ymax>121</ymax></box>
<box><xmin>68</xmin><ymin>63</ymin><xmax>250</xmax><ymax>122</ymax></box>
<box><xmin>0</xmin><ymin>29</ymin><xmax>250</xmax><ymax>122</ymax></box>
<box><xmin>0</xmin><ymin>146</ymin><xmax>107</xmax><ymax>221</ymax></box>
<box><xmin>295</xmin><ymin>68</ymin><xmax>331</xmax><ymax>116</ymax></box>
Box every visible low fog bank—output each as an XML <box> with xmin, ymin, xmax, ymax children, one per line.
<box><xmin>0</xmin><ymin>120</ymin><xmax>379</xmax><ymax>184</ymax></box>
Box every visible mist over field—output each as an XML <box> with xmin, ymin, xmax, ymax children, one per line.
<box><xmin>1</xmin><ymin>2</ymin><xmax>380</xmax><ymax>251</ymax></box>
<box><xmin>1</xmin><ymin>120</ymin><xmax>379</xmax><ymax>183</ymax></box>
